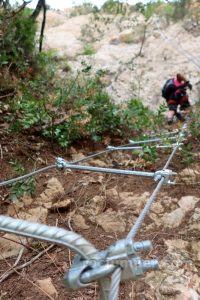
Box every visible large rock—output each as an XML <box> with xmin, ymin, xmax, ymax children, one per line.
<box><xmin>118</xmin><ymin>191</ymin><xmax>150</xmax><ymax>213</ymax></box>
<box><xmin>0</xmin><ymin>234</ymin><xmax>26</xmax><ymax>259</ymax></box>
<box><xmin>41</xmin><ymin>10</ymin><xmax>200</xmax><ymax>108</ymax></box>
<box><xmin>178</xmin><ymin>168</ymin><xmax>200</xmax><ymax>184</ymax></box>
<box><xmin>37</xmin><ymin>177</ymin><xmax>65</xmax><ymax>205</ymax></box>
<box><xmin>145</xmin><ymin>239</ymin><xmax>200</xmax><ymax>299</ymax></box>
<box><xmin>190</xmin><ymin>241</ymin><xmax>200</xmax><ymax>265</ymax></box>
<box><xmin>161</xmin><ymin>208</ymin><xmax>185</xmax><ymax>228</ymax></box>
<box><xmin>95</xmin><ymin>209</ymin><xmax>126</xmax><ymax>233</ymax></box>
<box><xmin>189</xmin><ymin>209</ymin><xmax>200</xmax><ymax>231</ymax></box>
<box><xmin>178</xmin><ymin>195</ymin><xmax>199</xmax><ymax>212</ymax></box>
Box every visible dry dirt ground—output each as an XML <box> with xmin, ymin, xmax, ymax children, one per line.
<box><xmin>0</xmin><ymin>128</ymin><xmax>200</xmax><ymax>299</ymax></box>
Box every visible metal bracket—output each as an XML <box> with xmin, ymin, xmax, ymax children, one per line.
<box><xmin>154</xmin><ymin>169</ymin><xmax>177</xmax><ymax>184</ymax></box>
<box><xmin>63</xmin><ymin>239</ymin><xmax>158</xmax><ymax>291</ymax></box>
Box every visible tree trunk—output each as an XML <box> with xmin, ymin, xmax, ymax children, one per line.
<box><xmin>31</xmin><ymin>0</ymin><xmax>46</xmax><ymax>52</ymax></box>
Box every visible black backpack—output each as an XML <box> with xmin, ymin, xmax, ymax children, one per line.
<box><xmin>162</xmin><ymin>79</ymin><xmax>176</xmax><ymax>100</ymax></box>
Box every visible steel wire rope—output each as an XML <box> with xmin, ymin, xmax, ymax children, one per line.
<box><xmin>108</xmin><ymin>122</ymin><xmax>188</xmax><ymax>300</ymax></box>
<box><xmin>127</xmin><ymin>136</ymin><xmax>184</xmax><ymax>240</ymax></box>
<box><xmin>108</xmin><ymin>268</ymin><xmax>122</xmax><ymax>300</ymax></box>
<box><xmin>0</xmin><ymin>165</ymin><xmax>56</xmax><ymax>187</ymax></box>
<box><xmin>0</xmin><ymin>128</ymin><xmax>186</xmax><ymax>188</ymax></box>
<box><xmin>0</xmin><ymin>143</ymin><xmax>132</xmax><ymax>187</ymax></box>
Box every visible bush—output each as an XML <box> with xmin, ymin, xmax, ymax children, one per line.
<box><xmin>189</xmin><ymin>101</ymin><xmax>200</xmax><ymax>139</ymax></box>
<box><xmin>70</xmin><ymin>3</ymin><xmax>99</xmax><ymax>17</ymax></box>
<box><xmin>122</xmin><ymin>99</ymin><xmax>154</xmax><ymax>132</ymax></box>
<box><xmin>82</xmin><ymin>44</ymin><xmax>96</xmax><ymax>55</ymax></box>
<box><xmin>43</xmin><ymin>67</ymin><xmax>122</xmax><ymax>146</ymax></box>
<box><xmin>102</xmin><ymin>0</ymin><xmax>124</xmax><ymax>14</ymax></box>
<box><xmin>172</xmin><ymin>0</ymin><xmax>191</xmax><ymax>20</ymax></box>
<box><xmin>0</xmin><ymin>7</ymin><xmax>37</xmax><ymax>72</ymax></box>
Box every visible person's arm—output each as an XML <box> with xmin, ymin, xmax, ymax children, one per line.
<box><xmin>176</xmin><ymin>74</ymin><xmax>192</xmax><ymax>90</ymax></box>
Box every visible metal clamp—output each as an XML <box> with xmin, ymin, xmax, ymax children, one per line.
<box><xmin>63</xmin><ymin>239</ymin><xmax>158</xmax><ymax>290</ymax></box>
<box><xmin>154</xmin><ymin>169</ymin><xmax>177</xmax><ymax>184</ymax></box>
<box><xmin>56</xmin><ymin>157</ymin><xmax>66</xmax><ymax>169</ymax></box>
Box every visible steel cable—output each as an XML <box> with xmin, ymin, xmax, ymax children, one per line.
<box><xmin>108</xmin><ymin>122</ymin><xmax>188</xmax><ymax>300</ymax></box>
<box><xmin>0</xmin><ymin>165</ymin><xmax>56</xmax><ymax>187</ymax></box>
<box><xmin>108</xmin><ymin>268</ymin><xmax>122</xmax><ymax>300</ymax></box>
<box><xmin>0</xmin><ymin>143</ymin><xmax>129</xmax><ymax>187</ymax></box>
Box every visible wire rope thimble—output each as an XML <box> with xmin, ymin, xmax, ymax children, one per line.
<box><xmin>63</xmin><ymin>255</ymin><xmax>92</xmax><ymax>290</ymax></box>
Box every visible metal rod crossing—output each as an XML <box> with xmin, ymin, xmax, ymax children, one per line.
<box><xmin>56</xmin><ymin>158</ymin><xmax>155</xmax><ymax>178</ymax></box>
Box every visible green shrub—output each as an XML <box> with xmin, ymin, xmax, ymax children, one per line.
<box><xmin>123</xmin><ymin>99</ymin><xmax>153</xmax><ymax>132</ymax></box>
<box><xmin>82</xmin><ymin>44</ymin><xmax>96</xmax><ymax>55</ymax></box>
<box><xmin>172</xmin><ymin>0</ymin><xmax>191</xmax><ymax>20</ymax></box>
<box><xmin>189</xmin><ymin>101</ymin><xmax>200</xmax><ymax>139</ymax></box>
<box><xmin>9</xmin><ymin>159</ymin><xmax>35</xmax><ymax>201</ymax></box>
<box><xmin>142</xmin><ymin>1</ymin><xmax>162</xmax><ymax>20</ymax></box>
<box><xmin>70</xmin><ymin>3</ymin><xmax>99</xmax><ymax>17</ymax></box>
<box><xmin>43</xmin><ymin>67</ymin><xmax>122</xmax><ymax>146</ymax></box>
<box><xmin>134</xmin><ymin>145</ymin><xmax>158</xmax><ymax>163</ymax></box>
<box><xmin>0</xmin><ymin>7</ymin><xmax>37</xmax><ymax>71</ymax></box>
<box><xmin>7</xmin><ymin>77</ymin><xmax>52</xmax><ymax>131</ymax></box>
<box><xmin>102</xmin><ymin>0</ymin><xmax>124</xmax><ymax>14</ymax></box>
<box><xmin>181</xmin><ymin>144</ymin><xmax>194</xmax><ymax>167</ymax></box>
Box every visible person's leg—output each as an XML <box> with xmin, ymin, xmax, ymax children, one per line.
<box><xmin>180</xmin><ymin>97</ymin><xmax>191</xmax><ymax>119</ymax></box>
<box><xmin>167</xmin><ymin>103</ymin><xmax>177</xmax><ymax>125</ymax></box>
<box><xmin>175</xmin><ymin>111</ymin><xmax>185</xmax><ymax>122</ymax></box>
<box><xmin>167</xmin><ymin>110</ymin><xmax>175</xmax><ymax>124</ymax></box>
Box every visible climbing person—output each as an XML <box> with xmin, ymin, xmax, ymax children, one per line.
<box><xmin>162</xmin><ymin>73</ymin><xmax>192</xmax><ymax>125</ymax></box>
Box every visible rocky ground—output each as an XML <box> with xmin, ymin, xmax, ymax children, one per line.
<box><xmin>0</xmin><ymin>130</ymin><xmax>199</xmax><ymax>299</ymax></box>
<box><xmin>0</xmin><ymin>7</ymin><xmax>200</xmax><ymax>300</ymax></box>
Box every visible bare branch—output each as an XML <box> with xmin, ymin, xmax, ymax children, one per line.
<box><xmin>0</xmin><ymin>244</ymin><xmax>54</xmax><ymax>283</ymax></box>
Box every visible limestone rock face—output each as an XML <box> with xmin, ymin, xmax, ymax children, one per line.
<box><xmin>42</xmin><ymin>10</ymin><xmax>200</xmax><ymax>107</ymax></box>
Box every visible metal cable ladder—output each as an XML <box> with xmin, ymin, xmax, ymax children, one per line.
<box><xmin>0</xmin><ymin>122</ymin><xmax>188</xmax><ymax>299</ymax></box>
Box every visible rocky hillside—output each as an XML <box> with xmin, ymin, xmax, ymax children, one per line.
<box><xmin>41</xmin><ymin>7</ymin><xmax>200</xmax><ymax>108</ymax></box>
<box><xmin>0</xmin><ymin>3</ymin><xmax>200</xmax><ymax>300</ymax></box>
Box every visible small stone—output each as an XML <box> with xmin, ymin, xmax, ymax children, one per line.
<box><xmin>37</xmin><ymin>278</ymin><xmax>58</xmax><ymax>297</ymax></box>
<box><xmin>73</xmin><ymin>214</ymin><xmax>90</xmax><ymax>230</ymax></box>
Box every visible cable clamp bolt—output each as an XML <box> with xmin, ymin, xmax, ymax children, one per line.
<box><xmin>154</xmin><ymin>169</ymin><xmax>177</xmax><ymax>184</ymax></box>
<box><xmin>104</xmin><ymin>239</ymin><xmax>158</xmax><ymax>281</ymax></box>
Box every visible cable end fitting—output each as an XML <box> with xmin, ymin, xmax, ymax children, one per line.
<box><xmin>56</xmin><ymin>157</ymin><xmax>66</xmax><ymax>169</ymax></box>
